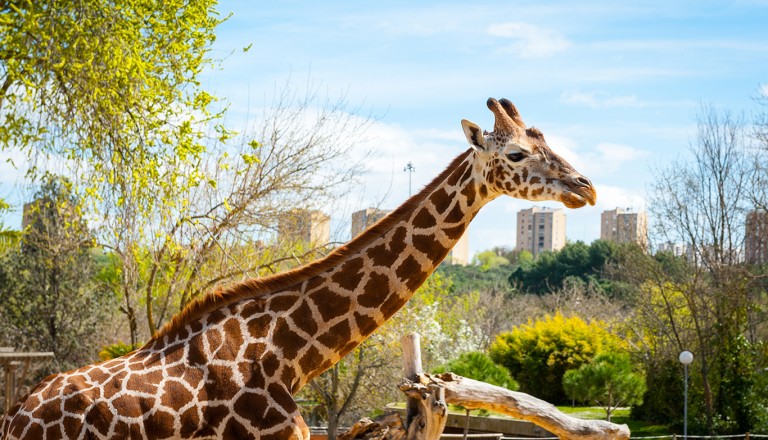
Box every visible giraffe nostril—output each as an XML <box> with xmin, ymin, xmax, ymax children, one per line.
<box><xmin>574</xmin><ymin>176</ymin><xmax>592</xmax><ymax>188</ymax></box>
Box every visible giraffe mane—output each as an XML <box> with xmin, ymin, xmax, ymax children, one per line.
<box><xmin>150</xmin><ymin>148</ymin><xmax>474</xmax><ymax>342</ymax></box>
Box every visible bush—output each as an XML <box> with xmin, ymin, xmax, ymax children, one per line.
<box><xmin>489</xmin><ymin>312</ymin><xmax>623</xmax><ymax>404</ymax></box>
<box><xmin>98</xmin><ymin>341</ymin><xmax>141</xmax><ymax>361</ymax></box>
<box><xmin>435</xmin><ymin>351</ymin><xmax>518</xmax><ymax>390</ymax></box>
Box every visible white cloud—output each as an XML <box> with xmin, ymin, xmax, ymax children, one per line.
<box><xmin>761</xmin><ymin>83</ymin><xmax>768</xmax><ymax>99</ymax></box>
<box><xmin>486</xmin><ymin>22</ymin><xmax>571</xmax><ymax>58</ymax></box>
<box><xmin>561</xmin><ymin>91</ymin><xmax>640</xmax><ymax>108</ymax></box>
<box><xmin>561</xmin><ymin>90</ymin><xmax>695</xmax><ymax>108</ymax></box>
<box><xmin>594</xmin><ymin>143</ymin><xmax>650</xmax><ymax>168</ymax></box>
<box><xmin>353</xmin><ymin>121</ymin><xmax>466</xmax><ymax>208</ymax></box>
<box><xmin>594</xmin><ymin>184</ymin><xmax>646</xmax><ymax>212</ymax></box>
<box><xmin>539</xmin><ymin>133</ymin><xmax>649</xmax><ymax>176</ymax></box>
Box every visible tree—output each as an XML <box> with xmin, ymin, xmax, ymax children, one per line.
<box><xmin>437</xmin><ymin>263</ymin><xmax>515</xmax><ymax>298</ymax></box>
<box><xmin>489</xmin><ymin>313</ymin><xmax>624</xmax><ymax>404</ymax></box>
<box><xmin>0</xmin><ymin>0</ymin><xmax>224</xmax><ymax>203</ymax></box>
<box><xmin>1</xmin><ymin>0</ymin><xmax>230</xmax><ymax>346</ymax></box>
<box><xmin>0</xmin><ymin>176</ymin><xmax>116</xmax><ymax>371</ymax></box>
<box><xmin>472</xmin><ymin>250</ymin><xmax>510</xmax><ymax>271</ymax></box>
<box><xmin>0</xmin><ymin>200</ymin><xmax>20</xmax><ymax>254</ymax></box>
<box><xmin>508</xmin><ymin>240</ymin><xmax>625</xmax><ymax>296</ymax></box>
<box><xmin>563</xmin><ymin>352</ymin><xmax>646</xmax><ymax>422</ymax></box>
<box><xmin>105</xmin><ymin>86</ymin><xmax>371</xmax><ymax>343</ymax></box>
<box><xmin>749</xmin><ymin>90</ymin><xmax>768</xmax><ymax>211</ymax></box>
<box><xmin>622</xmin><ymin>103</ymin><xmax>768</xmax><ymax>433</ymax></box>
<box><xmin>435</xmin><ymin>352</ymin><xmax>518</xmax><ymax>391</ymax></box>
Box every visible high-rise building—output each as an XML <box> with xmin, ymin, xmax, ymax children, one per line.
<box><xmin>278</xmin><ymin>209</ymin><xmax>330</xmax><ymax>245</ymax></box>
<box><xmin>657</xmin><ymin>241</ymin><xmax>693</xmax><ymax>260</ymax></box>
<box><xmin>515</xmin><ymin>207</ymin><xmax>566</xmax><ymax>256</ymax></box>
<box><xmin>746</xmin><ymin>210</ymin><xmax>768</xmax><ymax>264</ymax></box>
<box><xmin>351</xmin><ymin>208</ymin><xmax>391</xmax><ymax>238</ymax></box>
<box><xmin>600</xmin><ymin>208</ymin><xmax>648</xmax><ymax>249</ymax></box>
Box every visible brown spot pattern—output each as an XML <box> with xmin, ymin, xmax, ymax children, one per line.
<box><xmin>331</xmin><ymin>257</ymin><xmax>364</xmax><ymax>291</ymax></box>
<box><xmin>412</xmin><ymin>233</ymin><xmax>448</xmax><ymax>262</ymax></box>
<box><xmin>413</xmin><ymin>208</ymin><xmax>437</xmax><ymax>229</ymax></box>
<box><xmin>357</xmin><ymin>272</ymin><xmax>390</xmax><ymax>308</ymax></box>
<box><xmin>274</xmin><ymin>317</ymin><xmax>305</xmax><ymax>359</ymax></box>
<box><xmin>308</xmin><ymin>287</ymin><xmax>351</xmax><ymax>321</ymax></box>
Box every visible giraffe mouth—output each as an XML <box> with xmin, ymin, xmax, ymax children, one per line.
<box><xmin>562</xmin><ymin>187</ymin><xmax>597</xmax><ymax>209</ymax></box>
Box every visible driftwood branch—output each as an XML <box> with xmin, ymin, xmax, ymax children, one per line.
<box><xmin>423</xmin><ymin>372</ymin><xmax>630</xmax><ymax>440</ymax></box>
<box><xmin>341</xmin><ymin>333</ymin><xmax>630</xmax><ymax>440</ymax></box>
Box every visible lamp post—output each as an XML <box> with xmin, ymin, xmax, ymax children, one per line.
<box><xmin>679</xmin><ymin>350</ymin><xmax>693</xmax><ymax>440</ymax></box>
<box><xmin>404</xmin><ymin>162</ymin><xmax>416</xmax><ymax>196</ymax></box>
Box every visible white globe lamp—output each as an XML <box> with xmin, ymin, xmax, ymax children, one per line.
<box><xmin>679</xmin><ymin>351</ymin><xmax>693</xmax><ymax>440</ymax></box>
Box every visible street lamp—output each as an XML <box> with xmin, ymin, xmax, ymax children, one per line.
<box><xmin>679</xmin><ymin>351</ymin><xmax>693</xmax><ymax>440</ymax></box>
<box><xmin>403</xmin><ymin>162</ymin><xmax>416</xmax><ymax>196</ymax></box>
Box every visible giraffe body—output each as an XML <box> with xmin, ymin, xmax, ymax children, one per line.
<box><xmin>1</xmin><ymin>98</ymin><xmax>596</xmax><ymax>439</ymax></box>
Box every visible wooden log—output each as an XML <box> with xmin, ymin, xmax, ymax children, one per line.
<box><xmin>341</xmin><ymin>334</ymin><xmax>628</xmax><ymax>440</ymax></box>
<box><xmin>427</xmin><ymin>372</ymin><xmax>630</xmax><ymax>440</ymax></box>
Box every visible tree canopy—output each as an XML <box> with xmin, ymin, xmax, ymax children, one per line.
<box><xmin>508</xmin><ymin>240</ymin><xmax>633</xmax><ymax>296</ymax></box>
<box><xmin>0</xmin><ymin>0</ymin><xmax>224</xmax><ymax>209</ymax></box>
<box><xmin>563</xmin><ymin>352</ymin><xmax>646</xmax><ymax>422</ymax></box>
<box><xmin>0</xmin><ymin>176</ymin><xmax>115</xmax><ymax>370</ymax></box>
<box><xmin>489</xmin><ymin>312</ymin><xmax>624</xmax><ymax>404</ymax></box>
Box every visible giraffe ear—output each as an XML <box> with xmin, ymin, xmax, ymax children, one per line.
<box><xmin>461</xmin><ymin>119</ymin><xmax>485</xmax><ymax>150</ymax></box>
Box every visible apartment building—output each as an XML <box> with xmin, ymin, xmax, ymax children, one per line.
<box><xmin>446</xmin><ymin>230</ymin><xmax>469</xmax><ymax>266</ymax></box>
<box><xmin>746</xmin><ymin>209</ymin><xmax>768</xmax><ymax>264</ymax></box>
<box><xmin>351</xmin><ymin>207</ymin><xmax>391</xmax><ymax>238</ymax></box>
<box><xmin>600</xmin><ymin>208</ymin><xmax>648</xmax><ymax>249</ymax></box>
<box><xmin>515</xmin><ymin>207</ymin><xmax>566</xmax><ymax>257</ymax></box>
<box><xmin>278</xmin><ymin>209</ymin><xmax>331</xmax><ymax>245</ymax></box>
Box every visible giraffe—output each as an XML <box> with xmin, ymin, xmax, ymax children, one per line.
<box><xmin>1</xmin><ymin>98</ymin><xmax>596</xmax><ymax>440</ymax></box>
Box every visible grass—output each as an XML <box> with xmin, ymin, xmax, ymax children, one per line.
<box><xmin>556</xmin><ymin>406</ymin><xmax>673</xmax><ymax>437</ymax></box>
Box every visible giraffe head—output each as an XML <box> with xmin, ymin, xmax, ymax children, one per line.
<box><xmin>461</xmin><ymin>98</ymin><xmax>597</xmax><ymax>208</ymax></box>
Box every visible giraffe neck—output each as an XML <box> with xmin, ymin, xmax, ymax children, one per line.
<box><xmin>282</xmin><ymin>148</ymin><xmax>492</xmax><ymax>387</ymax></box>
<box><xmin>147</xmin><ymin>149</ymin><xmax>494</xmax><ymax>396</ymax></box>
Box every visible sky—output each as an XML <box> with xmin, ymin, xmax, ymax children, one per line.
<box><xmin>4</xmin><ymin>0</ymin><xmax>768</xmax><ymax>258</ymax></box>
<box><xmin>201</xmin><ymin>0</ymin><xmax>768</xmax><ymax>257</ymax></box>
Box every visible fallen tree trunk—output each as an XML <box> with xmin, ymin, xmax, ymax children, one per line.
<box><xmin>340</xmin><ymin>334</ymin><xmax>630</xmax><ymax>440</ymax></box>
<box><xmin>342</xmin><ymin>373</ymin><xmax>629</xmax><ymax>440</ymax></box>
<box><xmin>410</xmin><ymin>372</ymin><xmax>630</xmax><ymax>440</ymax></box>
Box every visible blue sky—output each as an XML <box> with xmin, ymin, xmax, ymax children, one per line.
<box><xmin>3</xmin><ymin>0</ymin><xmax>767</xmax><ymax>258</ymax></box>
<box><xmin>202</xmin><ymin>0</ymin><xmax>767</xmax><ymax>256</ymax></box>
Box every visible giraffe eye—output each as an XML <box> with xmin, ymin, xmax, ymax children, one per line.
<box><xmin>507</xmin><ymin>152</ymin><xmax>526</xmax><ymax>163</ymax></box>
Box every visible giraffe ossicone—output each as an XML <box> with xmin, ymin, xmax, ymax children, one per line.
<box><xmin>1</xmin><ymin>98</ymin><xmax>596</xmax><ymax>440</ymax></box>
